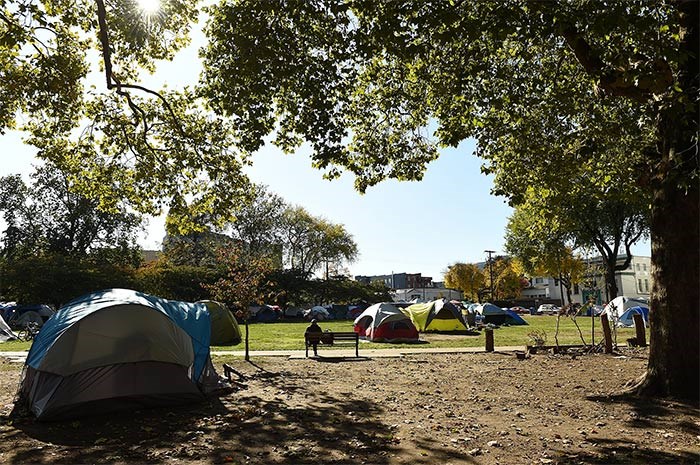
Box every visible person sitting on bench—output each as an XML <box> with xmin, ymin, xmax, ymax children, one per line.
<box><xmin>305</xmin><ymin>319</ymin><xmax>323</xmax><ymax>356</ymax></box>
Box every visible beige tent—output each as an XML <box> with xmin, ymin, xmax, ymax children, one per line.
<box><xmin>199</xmin><ymin>300</ymin><xmax>242</xmax><ymax>346</ymax></box>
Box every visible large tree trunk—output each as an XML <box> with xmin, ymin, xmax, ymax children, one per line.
<box><xmin>637</xmin><ymin>164</ymin><xmax>699</xmax><ymax>400</ymax></box>
<box><xmin>636</xmin><ymin>0</ymin><xmax>699</xmax><ymax>401</ymax></box>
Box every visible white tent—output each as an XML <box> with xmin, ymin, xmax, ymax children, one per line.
<box><xmin>603</xmin><ymin>296</ymin><xmax>649</xmax><ymax>320</ymax></box>
<box><xmin>0</xmin><ymin>314</ymin><xmax>18</xmax><ymax>342</ymax></box>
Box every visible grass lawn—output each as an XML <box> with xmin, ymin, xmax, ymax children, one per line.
<box><xmin>212</xmin><ymin>315</ymin><xmax>645</xmax><ymax>351</ymax></box>
<box><xmin>0</xmin><ymin>315</ymin><xmax>647</xmax><ymax>352</ymax></box>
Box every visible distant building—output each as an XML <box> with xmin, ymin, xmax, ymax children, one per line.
<box><xmin>521</xmin><ymin>254</ymin><xmax>652</xmax><ymax>305</ymax></box>
<box><xmin>392</xmin><ymin>287</ymin><xmax>463</xmax><ymax>303</ymax></box>
<box><xmin>355</xmin><ymin>272</ymin><xmax>462</xmax><ymax>302</ymax></box>
<box><xmin>140</xmin><ymin>249</ymin><xmax>161</xmax><ymax>264</ymax></box>
<box><xmin>355</xmin><ymin>272</ymin><xmax>434</xmax><ymax>289</ymax></box>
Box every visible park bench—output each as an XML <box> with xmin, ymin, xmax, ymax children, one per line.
<box><xmin>304</xmin><ymin>331</ymin><xmax>359</xmax><ymax>357</ymax></box>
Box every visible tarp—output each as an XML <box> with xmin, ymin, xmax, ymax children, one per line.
<box><xmin>284</xmin><ymin>306</ymin><xmax>303</xmax><ymax>318</ymax></box>
<box><xmin>402</xmin><ymin>300</ymin><xmax>467</xmax><ymax>332</ymax></box>
<box><xmin>0</xmin><ymin>302</ymin><xmax>16</xmax><ymax>321</ymax></box>
<box><xmin>476</xmin><ymin>303</ymin><xmax>505</xmax><ymax>315</ymax></box>
<box><xmin>327</xmin><ymin>304</ymin><xmax>349</xmax><ymax>320</ymax></box>
<box><xmin>347</xmin><ymin>305</ymin><xmax>367</xmax><ymax>319</ymax></box>
<box><xmin>353</xmin><ymin>302</ymin><xmax>419</xmax><ymax>342</ymax></box>
<box><xmin>199</xmin><ymin>300</ymin><xmax>242</xmax><ymax>345</ymax></box>
<box><xmin>19</xmin><ymin>288</ymin><xmax>218</xmax><ymax>420</ymax></box>
<box><xmin>580</xmin><ymin>304</ymin><xmax>604</xmax><ymax>316</ymax></box>
<box><xmin>255</xmin><ymin>304</ymin><xmax>280</xmax><ymax>323</ymax></box>
<box><xmin>4</xmin><ymin>304</ymin><xmax>55</xmax><ymax>329</ymax></box>
<box><xmin>618</xmin><ymin>306</ymin><xmax>650</xmax><ymax>328</ymax></box>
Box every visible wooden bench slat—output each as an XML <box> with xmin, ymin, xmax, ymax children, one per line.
<box><xmin>304</xmin><ymin>331</ymin><xmax>359</xmax><ymax>357</ymax></box>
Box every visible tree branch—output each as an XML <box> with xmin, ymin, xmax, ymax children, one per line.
<box><xmin>558</xmin><ymin>22</ymin><xmax>671</xmax><ymax>103</ymax></box>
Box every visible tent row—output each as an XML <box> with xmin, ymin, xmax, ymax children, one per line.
<box><xmin>352</xmin><ymin>300</ymin><xmax>529</xmax><ymax>342</ymax></box>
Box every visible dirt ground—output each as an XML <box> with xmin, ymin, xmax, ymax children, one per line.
<box><xmin>1</xmin><ymin>348</ymin><xmax>699</xmax><ymax>465</ymax></box>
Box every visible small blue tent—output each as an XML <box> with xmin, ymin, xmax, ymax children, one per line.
<box><xmin>476</xmin><ymin>303</ymin><xmax>507</xmax><ymax>325</ymax></box>
<box><xmin>618</xmin><ymin>306</ymin><xmax>650</xmax><ymax>328</ymax></box>
<box><xmin>504</xmin><ymin>309</ymin><xmax>528</xmax><ymax>326</ymax></box>
<box><xmin>18</xmin><ymin>289</ymin><xmax>219</xmax><ymax>420</ymax></box>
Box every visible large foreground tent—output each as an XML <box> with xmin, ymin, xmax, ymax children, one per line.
<box><xmin>199</xmin><ymin>300</ymin><xmax>242</xmax><ymax>345</ymax></box>
<box><xmin>353</xmin><ymin>303</ymin><xmax>419</xmax><ymax>342</ymax></box>
<box><xmin>402</xmin><ymin>300</ymin><xmax>467</xmax><ymax>332</ymax></box>
<box><xmin>17</xmin><ymin>289</ymin><xmax>221</xmax><ymax>420</ymax></box>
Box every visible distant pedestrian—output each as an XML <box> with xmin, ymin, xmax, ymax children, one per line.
<box><xmin>305</xmin><ymin>319</ymin><xmax>323</xmax><ymax>356</ymax></box>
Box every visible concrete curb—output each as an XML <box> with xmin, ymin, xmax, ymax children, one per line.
<box><xmin>0</xmin><ymin>346</ymin><xmax>528</xmax><ymax>363</ymax></box>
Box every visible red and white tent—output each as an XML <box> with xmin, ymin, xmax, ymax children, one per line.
<box><xmin>353</xmin><ymin>302</ymin><xmax>419</xmax><ymax>342</ymax></box>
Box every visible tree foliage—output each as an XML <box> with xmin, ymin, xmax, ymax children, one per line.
<box><xmin>488</xmin><ymin>256</ymin><xmax>525</xmax><ymax>301</ymax></box>
<box><xmin>226</xmin><ymin>184</ymin><xmax>286</xmax><ymax>262</ymax></box>
<box><xmin>0</xmin><ymin>253</ymin><xmax>136</xmax><ymax>307</ymax></box>
<box><xmin>1</xmin><ymin>0</ymin><xmax>253</xmax><ymax>230</ymax></box>
<box><xmin>280</xmin><ymin>206</ymin><xmax>358</xmax><ymax>276</ymax></box>
<box><xmin>134</xmin><ymin>259</ymin><xmax>221</xmax><ymax>302</ymax></box>
<box><xmin>1</xmin><ymin>0</ymin><xmax>697</xmax><ymax>398</ymax></box>
<box><xmin>0</xmin><ymin>164</ymin><xmax>143</xmax><ymax>264</ymax></box>
<box><xmin>443</xmin><ymin>262</ymin><xmax>485</xmax><ymax>302</ymax></box>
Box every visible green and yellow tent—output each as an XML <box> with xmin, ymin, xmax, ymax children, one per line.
<box><xmin>401</xmin><ymin>300</ymin><xmax>468</xmax><ymax>332</ymax></box>
<box><xmin>199</xmin><ymin>300</ymin><xmax>242</xmax><ymax>346</ymax></box>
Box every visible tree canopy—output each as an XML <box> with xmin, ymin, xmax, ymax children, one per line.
<box><xmin>0</xmin><ymin>164</ymin><xmax>143</xmax><ymax>263</ymax></box>
<box><xmin>1</xmin><ymin>0</ymin><xmax>697</xmax><ymax>398</ymax></box>
<box><xmin>1</xmin><ymin>0</ymin><xmax>253</xmax><ymax>230</ymax></box>
<box><xmin>200</xmin><ymin>0</ymin><xmax>697</xmax><ymax>399</ymax></box>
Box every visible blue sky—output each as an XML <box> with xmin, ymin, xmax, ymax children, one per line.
<box><xmin>3</xmin><ymin>128</ymin><xmax>516</xmax><ymax>279</ymax></box>
<box><xmin>0</xmin><ymin>10</ymin><xmax>650</xmax><ymax>280</ymax></box>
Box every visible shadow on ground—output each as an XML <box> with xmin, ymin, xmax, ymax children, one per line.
<box><xmin>552</xmin><ymin>437</ymin><xmax>699</xmax><ymax>464</ymax></box>
<box><xmin>551</xmin><ymin>394</ymin><xmax>700</xmax><ymax>465</ymax></box>
<box><xmin>1</xmin><ymin>362</ymin><xmax>472</xmax><ymax>464</ymax></box>
<box><xmin>588</xmin><ymin>392</ymin><xmax>700</xmax><ymax>432</ymax></box>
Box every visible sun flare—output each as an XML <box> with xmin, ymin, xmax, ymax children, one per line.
<box><xmin>137</xmin><ymin>0</ymin><xmax>160</xmax><ymax>15</ymax></box>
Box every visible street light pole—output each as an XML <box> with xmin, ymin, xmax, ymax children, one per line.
<box><xmin>485</xmin><ymin>250</ymin><xmax>496</xmax><ymax>301</ymax></box>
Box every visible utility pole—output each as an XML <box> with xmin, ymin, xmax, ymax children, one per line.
<box><xmin>485</xmin><ymin>250</ymin><xmax>496</xmax><ymax>301</ymax></box>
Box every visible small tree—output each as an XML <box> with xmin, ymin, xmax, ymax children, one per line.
<box><xmin>444</xmin><ymin>263</ymin><xmax>485</xmax><ymax>302</ymax></box>
<box><xmin>206</xmin><ymin>248</ymin><xmax>273</xmax><ymax>361</ymax></box>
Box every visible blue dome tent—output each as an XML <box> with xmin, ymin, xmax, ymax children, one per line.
<box><xmin>17</xmin><ymin>289</ymin><xmax>221</xmax><ymax>420</ymax></box>
<box><xmin>617</xmin><ymin>306</ymin><xmax>650</xmax><ymax>328</ymax></box>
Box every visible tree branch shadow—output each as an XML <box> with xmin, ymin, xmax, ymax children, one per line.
<box><xmin>5</xmin><ymin>364</ymin><xmax>398</xmax><ymax>464</ymax></box>
<box><xmin>551</xmin><ymin>437</ymin><xmax>700</xmax><ymax>464</ymax></box>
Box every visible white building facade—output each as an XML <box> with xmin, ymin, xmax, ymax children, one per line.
<box><xmin>521</xmin><ymin>255</ymin><xmax>652</xmax><ymax>305</ymax></box>
<box><xmin>392</xmin><ymin>287</ymin><xmax>463</xmax><ymax>303</ymax></box>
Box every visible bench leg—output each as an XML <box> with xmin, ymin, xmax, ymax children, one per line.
<box><xmin>355</xmin><ymin>341</ymin><xmax>359</xmax><ymax>358</ymax></box>
<box><xmin>305</xmin><ymin>343</ymin><xmax>308</xmax><ymax>358</ymax></box>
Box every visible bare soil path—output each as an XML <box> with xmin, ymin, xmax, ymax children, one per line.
<box><xmin>1</xmin><ymin>348</ymin><xmax>698</xmax><ymax>464</ymax></box>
